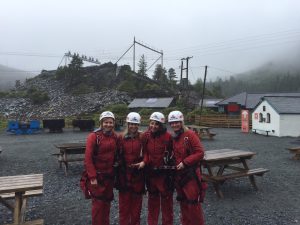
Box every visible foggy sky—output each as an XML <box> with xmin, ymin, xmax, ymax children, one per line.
<box><xmin>1</xmin><ymin>0</ymin><xmax>300</xmax><ymax>83</ymax></box>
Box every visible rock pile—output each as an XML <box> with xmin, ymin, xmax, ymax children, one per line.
<box><xmin>0</xmin><ymin>74</ymin><xmax>131</xmax><ymax>119</ymax></box>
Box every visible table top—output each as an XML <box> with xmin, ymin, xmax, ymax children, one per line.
<box><xmin>186</xmin><ymin>125</ymin><xmax>211</xmax><ymax>130</ymax></box>
<box><xmin>55</xmin><ymin>142</ymin><xmax>86</xmax><ymax>149</ymax></box>
<box><xmin>0</xmin><ymin>174</ymin><xmax>43</xmax><ymax>194</ymax></box>
<box><xmin>203</xmin><ymin>149</ymin><xmax>256</xmax><ymax>161</ymax></box>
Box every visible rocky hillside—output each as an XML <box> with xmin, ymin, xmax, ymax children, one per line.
<box><xmin>0</xmin><ymin>71</ymin><xmax>131</xmax><ymax>119</ymax></box>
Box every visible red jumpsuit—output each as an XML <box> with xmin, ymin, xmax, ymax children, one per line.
<box><xmin>173</xmin><ymin>129</ymin><xmax>205</xmax><ymax>225</ymax></box>
<box><xmin>118</xmin><ymin>133</ymin><xmax>145</xmax><ymax>225</ymax></box>
<box><xmin>143</xmin><ymin>130</ymin><xmax>173</xmax><ymax>225</ymax></box>
<box><xmin>84</xmin><ymin>129</ymin><xmax>118</xmax><ymax>225</ymax></box>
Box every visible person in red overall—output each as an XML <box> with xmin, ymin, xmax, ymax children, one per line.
<box><xmin>168</xmin><ymin>110</ymin><xmax>206</xmax><ymax>225</ymax></box>
<box><xmin>118</xmin><ymin>112</ymin><xmax>145</xmax><ymax>225</ymax></box>
<box><xmin>134</xmin><ymin>112</ymin><xmax>174</xmax><ymax>225</ymax></box>
<box><xmin>84</xmin><ymin>111</ymin><xmax>118</xmax><ymax>225</ymax></box>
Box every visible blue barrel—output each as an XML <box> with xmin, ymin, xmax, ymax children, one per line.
<box><xmin>8</xmin><ymin>121</ymin><xmax>19</xmax><ymax>130</ymax></box>
<box><xmin>30</xmin><ymin>120</ymin><xmax>40</xmax><ymax>130</ymax></box>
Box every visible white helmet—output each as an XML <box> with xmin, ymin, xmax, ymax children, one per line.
<box><xmin>126</xmin><ymin>112</ymin><xmax>141</xmax><ymax>124</ymax></box>
<box><xmin>168</xmin><ymin>110</ymin><xmax>184</xmax><ymax>123</ymax></box>
<box><xmin>149</xmin><ymin>112</ymin><xmax>165</xmax><ymax>123</ymax></box>
<box><xmin>99</xmin><ymin>111</ymin><xmax>115</xmax><ymax>121</ymax></box>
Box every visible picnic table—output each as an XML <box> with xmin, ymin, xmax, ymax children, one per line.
<box><xmin>53</xmin><ymin>142</ymin><xmax>86</xmax><ymax>175</ymax></box>
<box><xmin>201</xmin><ymin>149</ymin><xmax>269</xmax><ymax>198</ymax></box>
<box><xmin>0</xmin><ymin>174</ymin><xmax>44</xmax><ymax>225</ymax></box>
<box><xmin>286</xmin><ymin>146</ymin><xmax>300</xmax><ymax>160</ymax></box>
<box><xmin>187</xmin><ymin>125</ymin><xmax>216</xmax><ymax>140</ymax></box>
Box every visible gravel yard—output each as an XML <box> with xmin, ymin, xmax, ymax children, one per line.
<box><xmin>0</xmin><ymin>128</ymin><xmax>299</xmax><ymax>225</ymax></box>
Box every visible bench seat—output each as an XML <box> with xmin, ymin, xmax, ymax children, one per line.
<box><xmin>0</xmin><ymin>189</ymin><xmax>43</xmax><ymax>199</ymax></box>
<box><xmin>4</xmin><ymin>219</ymin><xmax>44</xmax><ymax>225</ymax></box>
<box><xmin>253</xmin><ymin>129</ymin><xmax>270</xmax><ymax>136</ymax></box>
<box><xmin>286</xmin><ymin>146</ymin><xmax>300</xmax><ymax>160</ymax></box>
<box><xmin>209</xmin><ymin>132</ymin><xmax>216</xmax><ymax>137</ymax></box>
<box><xmin>209</xmin><ymin>168</ymin><xmax>269</xmax><ymax>181</ymax></box>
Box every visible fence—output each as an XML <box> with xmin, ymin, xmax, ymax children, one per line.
<box><xmin>193</xmin><ymin>115</ymin><xmax>252</xmax><ymax>128</ymax></box>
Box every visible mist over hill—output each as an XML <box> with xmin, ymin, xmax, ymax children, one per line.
<box><xmin>0</xmin><ymin>64</ymin><xmax>34</xmax><ymax>90</ymax></box>
<box><xmin>207</xmin><ymin>57</ymin><xmax>300</xmax><ymax>97</ymax></box>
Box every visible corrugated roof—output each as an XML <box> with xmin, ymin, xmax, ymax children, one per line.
<box><xmin>128</xmin><ymin>97</ymin><xmax>174</xmax><ymax>108</ymax></box>
<box><xmin>217</xmin><ymin>92</ymin><xmax>300</xmax><ymax>109</ymax></box>
<box><xmin>264</xmin><ymin>96</ymin><xmax>300</xmax><ymax>114</ymax></box>
<box><xmin>198</xmin><ymin>99</ymin><xmax>223</xmax><ymax>108</ymax></box>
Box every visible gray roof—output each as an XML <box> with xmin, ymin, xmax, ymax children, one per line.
<box><xmin>128</xmin><ymin>97</ymin><xmax>174</xmax><ymax>108</ymax></box>
<box><xmin>199</xmin><ymin>99</ymin><xmax>223</xmax><ymax>108</ymax></box>
<box><xmin>263</xmin><ymin>96</ymin><xmax>300</xmax><ymax>114</ymax></box>
<box><xmin>217</xmin><ymin>92</ymin><xmax>300</xmax><ymax>109</ymax></box>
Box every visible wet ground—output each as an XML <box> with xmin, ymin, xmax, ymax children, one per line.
<box><xmin>0</xmin><ymin>128</ymin><xmax>299</xmax><ymax>225</ymax></box>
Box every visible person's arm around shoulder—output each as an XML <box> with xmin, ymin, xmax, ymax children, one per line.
<box><xmin>131</xmin><ymin>131</ymin><xmax>147</xmax><ymax>169</ymax></box>
<box><xmin>84</xmin><ymin>132</ymin><xmax>98</xmax><ymax>185</ymax></box>
<box><xmin>182</xmin><ymin>130</ymin><xmax>204</xmax><ymax>166</ymax></box>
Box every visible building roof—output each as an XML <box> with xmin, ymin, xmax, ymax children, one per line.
<box><xmin>217</xmin><ymin>92</ymin><xmax>300</xmax><ymax>109</ymax></box>
<box><xmin>128</xmin><ymin>97</ymin><xmax>174</xmax><ymax>108</ymax></box>
<box><xmin>263</xmin><ymin>96</ymin><xmax>300</xmax><ymax>114</ymax></box>
<box><xmin>198</xmin><ymin>98</ymin><xmax>223</xmax><ymax>108</ymax></box>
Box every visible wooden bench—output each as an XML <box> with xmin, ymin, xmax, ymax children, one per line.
<box><xmin>209</xmin><ymin>168</ymin><xmax>269</xmax><ymax>181</ymax></box>
<box><xmin>53</xmin><ymin>143</ymin><xmax>85</xmax><ymax>175</ymax></box>
<box><xmin>253</xmin><ymin>129</ymin><xmax>270</xmax><ymax>136</ymax></box>
<box><xmin>0</xmin><ymin>189</ymin><xmax>43</xmax><ymax>199</ymax></box>
<box><xmin>0</xmin><ymin>174</ymin><xmax>43</xmax><ymax>225</ymax></box>
<box><xmin>286</xmin><ymin>146</ymin><xmax>300</xmax><ymax>160</ymax></box>
<box><xmin>52</xmin><ymin>152</ymin><xmax>84</xmax><ymax>163</ymax></box>
<box><xmin>4</xmin><ymin>219</ymin><xmax>44</xmax><ymax>225</ymax></box>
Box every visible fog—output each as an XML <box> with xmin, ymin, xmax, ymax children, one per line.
<box><xmin>1</xmin><ymin>0</ymin><xmax>300</xmax><ymax>83</ymax></box>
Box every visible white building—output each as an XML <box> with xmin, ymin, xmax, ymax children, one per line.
<box><xmin>252</xmin><ymin>96</ymin><xmax>300</xmax><ymax>137</ymax></box>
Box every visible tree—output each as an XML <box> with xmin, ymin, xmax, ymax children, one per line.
<box><xmin>15</xmin><ymin>80</ymin><xmax>21</xmax><ymax>89</ymax></box>
<box><xmin>168</xmin><ymin>68</ymin><xmax>177</xmax><ymax>81</ymax></box>
<box><xmin>153</xmin><ymin>64</ymin><xmax>168</xmax><ymax>86</ymax></box>
<box><xmin>137</xmin><ymin>55</ymin><xmax>147</xmax><ymax>77</ymax></box>
<box><xmin>192</xmin><ymin>78</ymin><xmax>203</xmax><ymax>93</ymax></box>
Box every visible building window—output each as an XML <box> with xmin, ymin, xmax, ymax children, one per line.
<box><xmin>263</xmin><ymin>106</ymin><xmax>266</xmax><ymax>111</ymax></box>
<box><xmin>259</xmin><ymin>113</ymin><xmax>263</xmax><ymax>122</ymax></box>
<box><xmin>266</xmin><ymin>113</ymin><xmax>271</xmax><ymax>123</ymax></box>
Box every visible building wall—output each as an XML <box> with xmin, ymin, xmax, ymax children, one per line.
<box><xmin>252</xmin><ymin>101</ymin><xmax>280</xmax><ymax>136</ymax></box>
<box><xmin>279</xmin><ymin>114</ymin><xmax>300</xmax><ymax>137</ymax></box>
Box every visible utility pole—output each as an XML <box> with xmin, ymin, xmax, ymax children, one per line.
<box><xmin>199</xmin><ymin>65</ymin><xmax>208</xmax><ymax>122</ymax></box>
<box><xmin>133</xmin><ymin>36</ymin><xmax>136</xmax><ymax>72</ymax></box>
<box><xmin>180</xmin><ymin>56</ymin><xmax>193</xmax><ymax>90</ymax></box>
<box><xmin>179</xmin><ymin>56</ymin><xmax>193</xmax><ymax>108</ymax></box>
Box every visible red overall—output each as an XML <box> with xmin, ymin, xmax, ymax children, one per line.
<box><xmin>118</xmin><ymin>133</ymin><xmax>145</xmax><ymax>225</ymax></box>
<box><xmin>173</xmin><ymin>129</ymin><xmax>205</xmax><ymax>225</ymax></box>
<box><xmin>84</xmin><ymin>129</ymin><xmax>118</xmax><ymax>225</ymax></box>
<box><xmin>143</xmin><ymin>130</ymin><xmax>173</xmax><ymax>225</ymax></box>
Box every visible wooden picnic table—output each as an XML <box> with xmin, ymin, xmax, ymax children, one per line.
<box><xmin>201</xmin><ymin>149</ymin><xmax>269</xmax><ymax>198</ymax></box>
<box><xmin>286</xmin><ymin>146</ymin><xmax>300</xmax><ymax>160</ymax></box>
<box><xmin>187</xmin><ymin>125</ymin><xmax>216</xmax><ymax>140</ymax></box>
<box><xmin>0</xmin><ymin>174</ymin><xmax>44</xmax><ymax>225</ymax></box>
<box><xmin>54</xmin><ymin>142</ymin><xmax>86</xmax><ymax>175</ymax></box>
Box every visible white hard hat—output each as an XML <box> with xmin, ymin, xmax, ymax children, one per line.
<box><xmin>168</xmin><ymin>110</ymin><xmax>184</xmax><ymax>123</ymax></box>
<box><xmin>126</xmin><ymin>112</ymin><xmax>141</xmax><ymax>124</ymax></box>
<box><xmin>149</xmin><ymin>112</ymin><xmax>165</xmax><ymax>123</ymax></box>
<box><xmin>99</xmin><ymin>111</ymin><xmax>115</xmax><ymax>121</ymax></box>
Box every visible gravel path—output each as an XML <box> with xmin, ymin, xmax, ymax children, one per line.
<box><xmin>0</xmin><ymin>128</ymin><xmax>299</xmax><ymax>225</ymax></box>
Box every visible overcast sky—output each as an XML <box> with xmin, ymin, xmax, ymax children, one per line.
<box><xmin>1</xmin><ymin>0</ymin><xmax>300</xmax><ymax>83</ymax></box>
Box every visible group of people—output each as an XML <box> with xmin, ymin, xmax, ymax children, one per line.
<box><xmin>84</xmin><ymin>110</ymin><xmax>206</xmax><ymax>225</ymax></box>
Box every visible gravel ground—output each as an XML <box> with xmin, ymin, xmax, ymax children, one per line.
<box><xmin>0</xmin><ymin>128</ymin><xmax>299</xmax><ymax>225</ymax></box>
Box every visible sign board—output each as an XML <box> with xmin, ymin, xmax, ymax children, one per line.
<box><xmin>241</xmin><ymin>110</ymin><xmax>249</xmax><ymax>133</ymax></box>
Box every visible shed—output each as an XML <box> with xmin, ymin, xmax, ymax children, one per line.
<box><xmin>217</xmin><ymin>92</ymin><xmax>300</xmax><ymax>114</ymax></box>
<box><xmin>252</xmin><ymin>96</ymin><xmax>300</xmax><ymax>137</ymax></box>
<box><xmin>128</xmin><ymin>97</ymin><xmax>174</xmax><ymax>110</ymax></box>
<box><xmin>198</xmin><ymin>98</ymin><xmax>222</xmax><ymax>111</ymax></box>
